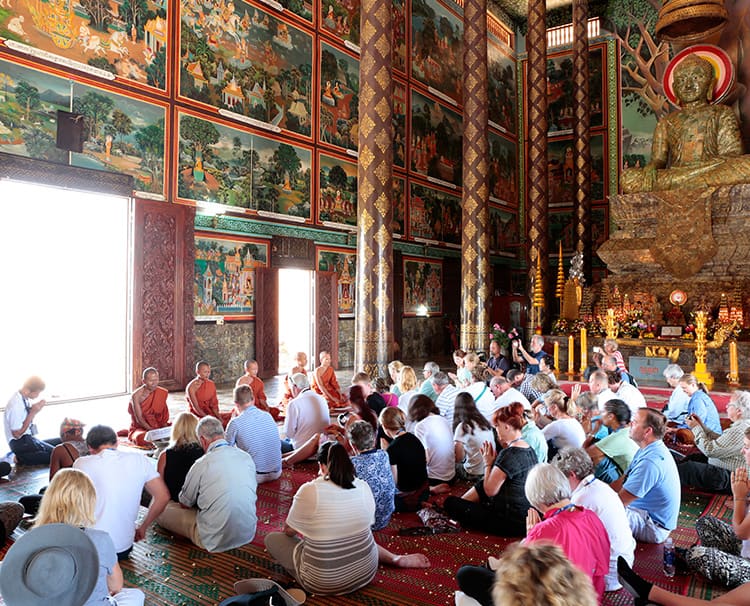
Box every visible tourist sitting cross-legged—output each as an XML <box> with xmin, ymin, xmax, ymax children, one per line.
<box><xmin>156</xmin><ymin>412</ymin><xmax>203</xmax><ymax>502</ymax></box>
<box><xmin>410</xmin><ymin>394</ymin><xmax>455</xmax><ymax>492</ymax></box>
<box><xmin>452</xmin><ymin>392</ymin><xmax>495</xmax><ymax>481</ymax></box>
<box><xmin>443</xmin><ymin>406</ymin><xmax>537</xmax><ymax>536</ymax></box>
<box><xmin>677</xmin><ymin>373</ymin><xmax>723</xmax><ymax>435</ymax></box>
<box><xmin>264</xmin><ymin>442</ymin><xmax>429</xmax><ymax>596</ymax></box>
<box><xmin>539</xmin><ymin>389</ymin><xmax>586</xmax><ymax>459</ymax></box>
<box><xmin>678</xmin><ymin>390</ymin><xmax>750</xmax><ymax>494</ymax></box>
<box><xmin>586</xmin><ymin>399</ymin><xmax>639</xmax><ymax>484</ymax></box>
<box><xmin>349</xmin><ymin>420</ymin><xmax>395</xmax><ymax>530</ymax></box>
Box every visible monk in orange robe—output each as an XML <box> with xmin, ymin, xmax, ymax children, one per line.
<box><xmin>128</xmin><ymin>367</ymin><xmax>170</xmax><ymax>448</ymax></box>
<box><xmin>281</xmin><ymin>351</ymin><xmax>308</xmax><ymax>410</ymax></box>
<box><xmin>186</xmin><ymin>361</ymin><xmax>232</xmax><ymax>427</ymax></box>
<box><xmin>236</xmin><ymin>359</ymin><xmax>279</xmax><ymax>420</ymax></box>
<box><xmin>311</xmin><ymin>350</ymin><xmax>347</xmax><ymax>410</ymax></box>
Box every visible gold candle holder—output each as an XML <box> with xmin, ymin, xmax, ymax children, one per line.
<box><xmin>728</xmin><ymin>340</ymin><xmax>740</xmax><ymax>385</ymax></box>
<box><xmin>567</xmin><ymin>335</ymin><xmax>575</xmax><ymax>375</ymax></box>
<box><xmin>554</xmin><ymin>340</ymin><xmax>560</xmax><ymax>376</ymax></box>
<box><xmin>579</xmin><ymin>328</ymin><xmax>587</xmax><ymax>374</ymax></box>
<box><xmin>693</xmin><ymin>310</ymin><xmax>714</xmax><ymax>387</ymax></box>
<box><xmin>605</xmin><ymin>308</ymin><xmax>618</xmax><ymax>340</ymax></box>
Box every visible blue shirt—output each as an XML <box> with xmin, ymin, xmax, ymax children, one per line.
<box><xmin>226</xmin><ymin>405</ymin><xmax>282</xmax><ymax>474</ymax></box>
<box><xmin>684</xmin><ymin>390</ymin><xmax>722</xmax><ymax>435</ymax></box>
<box><xmin>623</xmin><ymin>440</ymin><xmax>680</xmax><ymax>530</ymax></box>
<box><xmin>419</xmin><ymin>378</ymin><xmax>437</xmax><ymax>401</ymax></box>
<box><xmin>525</xmin><ymin>350</ymin><xmax>546</xmax><ymax>375</ymax></box>
<box><xmin>352</xmin><ymin>449</ymin><xmax>395</xmax><ymax>530</ymax></box>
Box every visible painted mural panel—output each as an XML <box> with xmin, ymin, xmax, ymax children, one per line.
<box><xmin>392</xmin><ymin>0</ymin><xmax>406</xmax><ymax>73</ymax></box>
<box><xmin>409</xmin><ymin>182</ymin><xmax>460</xmax><ymax>245</ymax></box>
<box><xmin>393</xmin><ymin>80</ymin><xmax>405</xmax><ymax>168</ymax></box>
<box><xmin>487</xmin><ymin>33</ymin><xmax>516</xmax><ymax>135</ymax></box>
<box><xmin>319</xmin><ymin>42</ymin><xmax>358</xmax><ymax>152</ymax></box>
<box><xmin>410</xmin><ymin>89</ymin><xmax>462</xmax><ymax>187</ymax></box>
<box><xmin>546</xmin><ymin>45</ymin><xmax>604</xmax><ymax>134</ymax></box>
<box><xmin>547</xmin><ymin>133</ymin><xmax>604</xmax><ymax>207</ymax></box>
<box><xmin>177</xmin><ymin>110</ymin><xmax>312</xmax><ymax>218</ymax></box>
<box><xmin>316</xmin><ymin>245</ymin><xmax>355</xmax><ymax>317</ymax></box>
<box><xmin>392</xmin><ymin>174</ymin><xmax>405</xmax><ymax>236</ymax></box>
<box><xmin>489</xmin><ymin>204</ymin><xmax>519</xmax><ymax>256</ymax></box>
<box><xmin>194</xmin><ymin>233</ymin><xmax>269</xmax><ymax>319</ymax></box>
<box><xmin>320</xmin><ymin>0</ymin><xmax>360</xmax><ymax>47</ymax></box>
<box><xmin>488</xmin><ymin>130</ymin><xmax>517</xmax><ymax>206</ymax></box>
<box><xmin>548</xmin><ymin>205</ymin><xmax>608</xmax><ymax>254</ymax></box>
<box><xmin>403</xmin><ymin>255</ymin><xmax>442</xmax><ymax>316</ymax></box>
<box><xmin>411</xmin><ymin>0</ymin><xmax>463</xmax><ymax>105</ymax></box>
<box><xmin>179</xmin><ymin>1</ymin><xmax>313</xmax><ymax>138</ymax></box>
<box><xmin>0</xmin><ymin>0</ymin><xmax>168</xmax><ymax>91</ymax></box>
<box><xmin>317</xmin><ymin>152</ymin><xmax>357</xmax><ymax>226</ymax></box>
<box><xmin>0</xmin><ymin>59</ymin><xmax>70</xmax><ymax>163</ymax></box>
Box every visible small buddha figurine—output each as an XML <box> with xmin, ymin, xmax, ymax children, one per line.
<box><xmin>621</xmin><ymin>54</ymin><xmax>750</xmax><ymax>193</ymax></box>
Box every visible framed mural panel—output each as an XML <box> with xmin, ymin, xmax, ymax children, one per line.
<box><xmin>548</xmin><ymin>205</ymin><xmax>609</xmax><ymax>254</ymax></box>
<box><xmin>410</xmin><ymin>89</ymin><xmax>462</xmax><ymax>188</ymax></box>
<box><xmin>393</xmin><ymin>79</ymin><xmax>406</xmax><ymax>168</ymax></box>
<box><xmin>316</xmin><ymin>245</ymin><xmax>356</xmax><ymax>317</ymax></box>
<box><xmin>392</xmin><ymin>174</ymin><xmax>406</xmax><ymax>237</ymax></box>
<box><xmin>411</xmin><ymin>0</ymin><xmax>463</xmax><ymax>105</ymax></box>
<box><xmin>409</xmin><ymin>182</ymin><xmax>461</xmax><ymax>245</ymax></box>
<box><xmin>0</xmin><ymin>58</ymin><xmax>167</xmax><ymax>197</ymax></box>
<box><xmin>403</xmin><ymin>256</ymin><xmax>442</xmax><ymax>316</ymax></box>
<box><xmin>317</xmin><ymin>151</ymin><xmax>357</xmax><ymax>227</ymax></box>
<box><xmin>178</xmin><ymin>1</ymin><xmax>313</xmax><ymax>139</ymax></box>
<box><xmin>392</xmin><ymin>0</ymin><xmax>406</xmax><ymax>73</ymax></box>
<box><xmin>546</xmin><ymin>133</ymin><xmax>605</xmax><ymax>207</ymax></box>
<box><xmin>319</xmin><ymin>42</ymin><xmax>359</xmax><ymax>153</ymax></box>
<box><xmin>0</xmin><ymin>0</ymin><xmax>168</xmax><ymax>92</ymax></box>
<box><xmin>320</xmin><ymin>0</ymin><xmax>360</xmax><ymax>48</ymax></box>
<box><xmin>176</xmin><ymin>109</ymin><xmax>312</xmax><ymax>219</ymax></box>
<box><xmin>489</xmin><ymin>130</ymin><xmax>518</xmax><ymax>207</ymax></box>
<box><xmin>489</xmin><ymin>204</ymin><xmax>520</xmax><ymax>257</ymax></box>
<box><xmin>487</xmin><ymin>30</ymin><xmax>516</xmax><ymax>135</ymax></box>
<box><xmin>546</xmin><ymin>44</ymin><xmax>605</xmax><ymax>135</ymax></box>
<box><xmin>194</xmin><ymin>233</ymin><xmax>269</xmax><ymax>320</ymax></box>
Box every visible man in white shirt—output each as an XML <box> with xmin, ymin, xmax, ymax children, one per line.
<box><xmin>553</xmin><ymin>447</ymin><xmax>636</xmax><ymax>591</ymax></box>
<box><xmin>488</xmin><ymin>376</ymin><xmax>531</xmax><ymax>416</ymax></box>
<box><xmin>158</xmin><ymin>416</ymin><xmax>257</xmax><ymax>552</ymax></box>
<box><xmin>283</xmin><ymin>372</ymin><xmax>329</xmax><ymax>450</ymax></box>
<box><xmin>433</xmin><ymin>372</ymin><xmax>458</xmax><ymax>425</ymax></box>
<box><xmin>588</xmin><ymin>370</ymin><xmax>616</xmax><ymax>411</ymax></box>
<box><xmin>606</xmin><ymin>370</ymin><xmax>647</xmax><ymax>418</ymax></box>
<box><xmin>74</xmin><ymin>425</ymin><xmax>170</xmax><ymax>559</ymax></box>
<box><xmin>4</xmin><ymin>376</ymin><xmax>61</xmax><ymax>466</ymax></box>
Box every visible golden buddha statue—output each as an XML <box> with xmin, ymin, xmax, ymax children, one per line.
<box><xmin>621</xmin><ymin>54</ymin><xmax>750</xmax><ymax>193</ymax></box>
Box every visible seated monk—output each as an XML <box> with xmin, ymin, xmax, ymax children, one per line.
<box><xmin>281</xmin><ymin>351</ymin><xmax>308</xmax><ymax>410</ymax></box>
<box><xmin>311</xmin><ymin>350</ymin><xmax>347</xmax><ymax>410</ymax></box>
<box><xmin>621</xmin><ymin>53</ymin><xmax>750</xmax><ymax>193</ymax></box>
<box><xmin>128</xmin><ymin>367</ymin><xmax>171</xmax><ymax>447</ymax></box>
<box><xmin>185</xmin><ymin>361</ymin><xmax>233</xmax><ymax>427</ymax></box>
<box><xmin>236</xmin><ymin>359</ymin><xmax>279</xmax><ymax>421</ymax></box>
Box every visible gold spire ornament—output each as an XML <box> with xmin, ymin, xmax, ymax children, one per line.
<box><xmin>693</xmin><ymin>310</ymin><xmax>714</xmax><ymax>387</ymax></box>
<box><xmin>533</xmin><ymin>253</ymin><xmax>544</xmax><ymax>331</ymax></box>
<box><xmin>556</xmin><ymin>241</ymin><xmax>564</xmax><ymax>309</ymax></box>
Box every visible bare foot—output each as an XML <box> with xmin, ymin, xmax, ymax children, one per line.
<box><xmin>429</xmin><ymin>483</ymin><xmax>451</xmax><ymax>495</ymax></box>
<box><xmin>393</xmin><ymin>553</ymin><xmax>431</xmax><ymax>568</ymax></box>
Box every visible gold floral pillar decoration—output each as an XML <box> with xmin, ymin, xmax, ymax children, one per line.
<box><xmin>354</xmin><ymin>0</ymin><xmax>393</xmax><ymax>377</ymax></box>
<box><xmin>460</xmin><ymin>0</ymin><xmax>489</xmax><ymax>351</ymax></box>
<box><xmin>526</xmin><ymin>0</ymin><xmax>549</xmax><ymax>331</ymax></box>
<box><xmin>572</xmin><ymin>0</ymin><xmax>592</xmax><ymax>282</ymax></box>
<box><xmin>693</xmin><ymin>310</ymin><xmax>714</xmax><ymax>387</ymax></box>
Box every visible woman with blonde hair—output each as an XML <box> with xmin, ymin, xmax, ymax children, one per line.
<box><xmin>157</xmin><ymin>412</ymin><xmax>203</xmax><ymax>502</ymax></box>
<box><xmin>397</xmin><ymin>366</ymin><xmax>419</xmax><ymax>417</ymax></box>
<box><xmin>678</xmin><ymin>373</ymin><xmax>722</xmax><ymax>435</ymax></box>
<box><xmin>388</xmin><ymin>360</ymin><xmax>405</xmax><ymax>395</ymax></box>
<box><xmin>540</xmin><ymin>389</ymin><xmax>586</xmax><ymax>459</ymax></box>
<box><xmin>35</xmin><ymin>468</ymin><xmax>144</xmax><ymax>605</ymax></box>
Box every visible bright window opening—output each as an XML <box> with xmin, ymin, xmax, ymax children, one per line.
<box><xmin>278</xmin><ymin>268</ymin><xmax>313</xmax><ymax>373</ymax></box>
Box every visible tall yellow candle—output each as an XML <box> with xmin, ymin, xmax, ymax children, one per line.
<box><xmin>554</xmin><ymin>340</ymin><xmax>560</xmax><ymax>375</ymax></box>
<box><xmin>580</xmin><ymin>328</ymin><xmax>587</xmax><ymax>374</ymax></box>
<box><xmin>729</xmin><ymin>341</ymin><xmax>740</xmax><ymax>384</ymax></box>
<box><xmin>568</xmin><ymin>335</ymin><xmax>575</xmax><ymax>374</ymax></box>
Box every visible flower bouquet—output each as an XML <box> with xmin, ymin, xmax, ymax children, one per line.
<box><xmin>489</xmin><ymin>324</ymin><xmax>519</xmax><ymax>350</ymax></box>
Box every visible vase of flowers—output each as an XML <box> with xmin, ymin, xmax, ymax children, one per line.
<box><xmin>489</xmin><ymin>324</ymin><xmax>519</xmax><ymax>351</ymax></box>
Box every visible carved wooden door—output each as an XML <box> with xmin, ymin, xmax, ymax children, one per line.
<box><xmin>315</xmin><ymin>271</ymin><xmax>339</xmax><ymax>368</ymax></box>
<box><xmin>255</xmin><ymin>268</ymin><xmax>279</xmax><ymax>379</ymax></box>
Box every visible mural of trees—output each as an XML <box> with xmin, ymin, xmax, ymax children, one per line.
<box><xmin>319</xmin><ymin>43</ymin><xmax>359</xmax><ymax>152</ymax></box>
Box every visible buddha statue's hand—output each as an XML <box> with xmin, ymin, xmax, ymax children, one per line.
<box><xmin>642</xmin><ymin>163</ymin><xmax>657</xmax><ymax>191</ymax></box>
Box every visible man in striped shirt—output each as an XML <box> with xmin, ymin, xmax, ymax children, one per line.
<box><xmin>226</xmin><ymin>384</ymin><xmax>282</xmax><ymax>483</ymax></box>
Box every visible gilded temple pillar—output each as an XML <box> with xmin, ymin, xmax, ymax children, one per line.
<box><xmin>354</xmin><ymin>0</ymin><xmax>393</xmax><ymax>377</ymax></box>
<box><xmin>573</xmin><ymin>0</ymin><xmax>592</xmax><ymax>283</ymax></box>
<box><xmin>526</xmin><ymin>0</ymin><xmax>549</xmax><ymax>330</ymax></box>
<box><xmin>460</xmin><ymin>0</ymin><xmax>489</xmax><ymax>352</ymax></box>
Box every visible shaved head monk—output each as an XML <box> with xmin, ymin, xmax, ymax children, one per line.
<box><xmin>186</xmin><ymin>361</ymin><xmax>232</xmax><ymax>427</ymax></box>
<box><xmin>311</xmin><ymin>350</ymin><xmax>347</xmax><ymax>410</ymax></box>
<box><xmin>128</xmin><ymin>367</ymin><xmax>170</xmax><ymax>448</ymax></box>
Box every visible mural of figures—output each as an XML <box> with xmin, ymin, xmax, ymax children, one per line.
<box><xmin>488</xmin><ymin>130</ymin><xmax>517</xmax><ymax>206</ymax></box>
<box><xmin>316</xmin><ymin>246</ymin><xmax>356</xmax><ymax>316</ymax></box>
<box><xmin>194</xmin><ymin>234</ymin><xmax>268</xmax><ymax>319</ymax></box>
<box><xmin>547</xmin><ymin>133</ymin><xmax>604</xmax><ymax>207</ymax></box>
<box><xmin>549</xmin><ymin>206</ymin><xmax>608</xmax><ymax>254</ymax></box>
<box><xmin>409</xmin><ymin>182</ymin><xmax>461</xmax><ymax>245</ymax></box>
<box><xmin>410</xmin><ymin>89</ymin><xmax>462</xmax><ymax>187</ymax></box>
<box><xmin>0</xmin><ymin>0</ymin><xmax>167</xmax><ymax>90</ymax></box>
<box><xmin>318</xmin><ymin>152</ymin><xmax>357</xmax><ymax>226</ymax></box>
<box><xmin>320</xmin><ymin>0</ymin><xmax>360</xmax><ymax>47</ymax></box>
<box><xmin>489</xmin><ymin>205</ymin><xmax>520</xmax><ymax>256</ymax></box>
<box><xmin>393</xmin><ymin>175</ymin><xmax>406</xmax><ymax>236</ymax></box>
<box><xmin>403</xmin><ymin>256</ymin><xmax>442</xmax><ymax>315</ymax></box>
<box><xmin>487</xmin><ymin>33</ymin><xmax>516</xmax><ymax>135</ymax></box>
<box><xmin>392</xmin><ymin>0</ymin><xmax>406</xmax><ymax>72</ymax></box>
<box><xmin>0</xmin><ymin>59</ymin><xmax>166</xmax><ymax>195</ymax></box>
<box><xmin>411</xmin><ymin>0</ymin><xmax>463</xmax><ymax>104</ymax></box>
<box><xmin>393</xmin><ymin>80</ymin><xmax>406</xmax><ymax>168</ymax></box>
<box><xmin>72</xmin><ymin>82</ymin><xmax>166</xmax><ymax>195</ymax></box>
<box><xmin>179</xmin><ymin>1</ymin><xmax>313</xmax><ymax>137</ymax></box>
<box><xmin>177</xmin><ymin>110</ymin><xmax>312</xmax><ymax>218</ymax></box>
<box><xmin>319</xmin><ymin>42</ymin><xmax>359</xmax><ymax>152</ymax></box>
<box><xmin>546</xmin><ymin>45</ymin><xmax>604</xmax><ymax>134</ymax></box>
